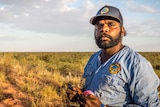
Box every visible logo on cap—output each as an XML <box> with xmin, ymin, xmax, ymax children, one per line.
<box><xmin>109</xmin><ymin>63</ymin><xmax>121</xmax><ymax>74</ymax></box>
<box><xmin>100</xmin><ymin>7</ymin><xmax>109</xmax><ymax>14</ymax></box>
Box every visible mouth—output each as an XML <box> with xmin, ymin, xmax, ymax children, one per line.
<box><xmin>100</xmin><ymin>36</ymin><xmax>110</xmax><ymax>41</ymax></box>
<box><xmin>99</xmin><ymin>33</ymin><xmax>112</xmax><ymax>40</ymax></box>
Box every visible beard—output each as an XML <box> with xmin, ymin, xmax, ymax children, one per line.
<box><xmin>95</xmin><ymin>32</ymin><xmax>122</xmax><ymax>49</ymax></box>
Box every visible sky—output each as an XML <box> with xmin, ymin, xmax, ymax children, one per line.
<box><xmin>0</xmin><ymin>0</ymin><xmax>160</xmax><ymax>52</ymax></box>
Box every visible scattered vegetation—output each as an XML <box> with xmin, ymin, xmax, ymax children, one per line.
<box><xmin>0</xmin><ymin>52</ymin><xmax>159</xmax><ymax>107</ymax></box>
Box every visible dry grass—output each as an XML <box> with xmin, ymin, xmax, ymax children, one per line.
<box><xmin>0</xmin><ymin>52</ymin><xmax>159</xmax><ymax>107</ymax></box>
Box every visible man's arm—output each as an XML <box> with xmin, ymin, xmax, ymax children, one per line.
<box><xmin>129</xmin><ymin>61</ymin><xmax>159</xmax><ymax>106</ymax></box>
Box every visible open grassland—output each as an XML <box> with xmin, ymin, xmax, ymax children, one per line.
<box><xmin>0</xmin><ymin>52</ymin><xmax>159</xmax><ymax>107</ymax></box>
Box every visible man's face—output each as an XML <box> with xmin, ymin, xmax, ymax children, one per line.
<box><xmin>94</xmin><ymin>19</ymin><xmax>123</xmax><ymax>49</ymax></box>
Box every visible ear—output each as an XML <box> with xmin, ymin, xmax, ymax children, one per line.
<box><xmin>121</xmin><ymin>27</ymin><xmax>126</xmax><ymax>36</ymax></box>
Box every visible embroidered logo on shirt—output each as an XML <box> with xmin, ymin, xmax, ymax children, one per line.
<box><xmin>109</xmin><ymin>63</ymin><xmax>121</xmax><ymax>74</ymax></box>
<box><xmin>100</xmin><ymin>7</ymin><xmax>109</xmax><ymax>14</ymax></box>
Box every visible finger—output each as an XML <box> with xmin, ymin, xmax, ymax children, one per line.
<box><xmin>86</xmin><ymin>95</ymin><xmax>102</xmax><ymax>106</ymax></box>
<box><xmin>76</xmin><ymin>88</ymin><xmax>83</xmax><ymax>94</ymax></box>
<box><xmin>86</xmin><ymin>94</ymin><xmax>97</xmax><ymax>99</ymax></box>
<box><xmin>66</xmin><ymin>88</ymin><xmax>77</xmax><ymax>94</ymax></box>
<box><xmin>78</xmin><ymin>94</ymin><xmax>86</xmax><ymax>103</ymax></box>
<box><xmin>66</xmin><ymin>88</ymin><xmax>78</xmax><ymax>101</ymax></box>
<box><xmin>67</xmin><ymin>87</ymin><xmax>82</xmax><ymax>95</ymax></box>
<box><xmin>78</xmin><ymin>94</ymin><xmax>96</xmax><ymax>101</ymax></box>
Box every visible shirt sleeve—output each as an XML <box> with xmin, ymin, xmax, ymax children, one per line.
<box><xmin>129</xmin><ymin>61</ymin><xmax>160</xmax><ymax>107</ymax></box>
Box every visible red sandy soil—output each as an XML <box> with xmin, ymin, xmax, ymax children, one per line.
<box><xmin>0</xmin><ymin>82</ymin><xmax>32</xmax><ymax>107</ymax></box>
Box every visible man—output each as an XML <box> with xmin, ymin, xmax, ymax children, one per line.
<box><xmin>66</xmin><ymin>5</ymin><xmax>160</xmax><ymax>107</ymax></box>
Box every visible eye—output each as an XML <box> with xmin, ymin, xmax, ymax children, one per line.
<box><xmin>108</xmin><ymin>22</ymin><xmax>115</xmax><ymax>27</ymax></box>
<box><xmin>95</xmin><ymin>22</ymin><xmax>103</xmax><ymax>29</ymax></box>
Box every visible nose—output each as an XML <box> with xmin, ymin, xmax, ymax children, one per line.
<box><xmin>100</xmin><ymin>24</ymin><xmax>109</xmax><ymax>33</ymax></box>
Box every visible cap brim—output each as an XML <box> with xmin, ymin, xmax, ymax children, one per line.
<box><xmin>90</xmin><ymin>15</ymin><xmax>121</xmax><ymax>25</ymax></box>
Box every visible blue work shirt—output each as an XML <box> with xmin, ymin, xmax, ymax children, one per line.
<box><xmin>83</xmin><ymin>46</ymin><xmax>160</xmax><ymax>107</ymax></box>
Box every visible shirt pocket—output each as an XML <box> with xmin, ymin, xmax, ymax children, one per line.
<box><xmin>99</xmin><ymin>74</ymin><xmax>129</xmax><ymax>104</ymax></box>
<box><xmin>100</xmin><ymin>74</ymin><xmax>125</xmax><ymax>93</ymax></box>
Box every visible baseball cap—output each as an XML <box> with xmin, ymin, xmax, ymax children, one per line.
<box><xmin>90</xmin><ymin>5</ymin><xmax>123</xmax><ymax>25</ymax></box>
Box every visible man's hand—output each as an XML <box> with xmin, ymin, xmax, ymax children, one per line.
<box><xmin>66</xmin><ymin>85</ymin><xmax>105</xmax><ymax>107</ymax></box>
<box><xmin>78</xmin><ymin>94</ymin><xmax>102</xmax><ymax>107</ymax></box>
<box><xmin>66</xmin><ymin>85</ymin><xmax>82</xmax><ymax>102</ymax></box>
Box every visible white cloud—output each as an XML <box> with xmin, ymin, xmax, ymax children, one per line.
<box><xmin>0</xmin><ymin>0</ymin><xmax>96</xmax><ymax>36</ymax></box>
<box><xmin>126</xmin><ymin>19</ymin><xmax>160</xmax><ymax>37</ymax></box>
<box><xmin>131</xmin><ymin>5</ymin><xmax>159</xmax><ymax>13</ymax></box>
<box><xmin>125</xmin><ymin>0</ymin><xmax>160</xmax><ymax>14</ymax></box>
<box><xmin>0</xmin><ymin>0</ymin><xmax>160</xmax><ymax>51</ymax></box>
